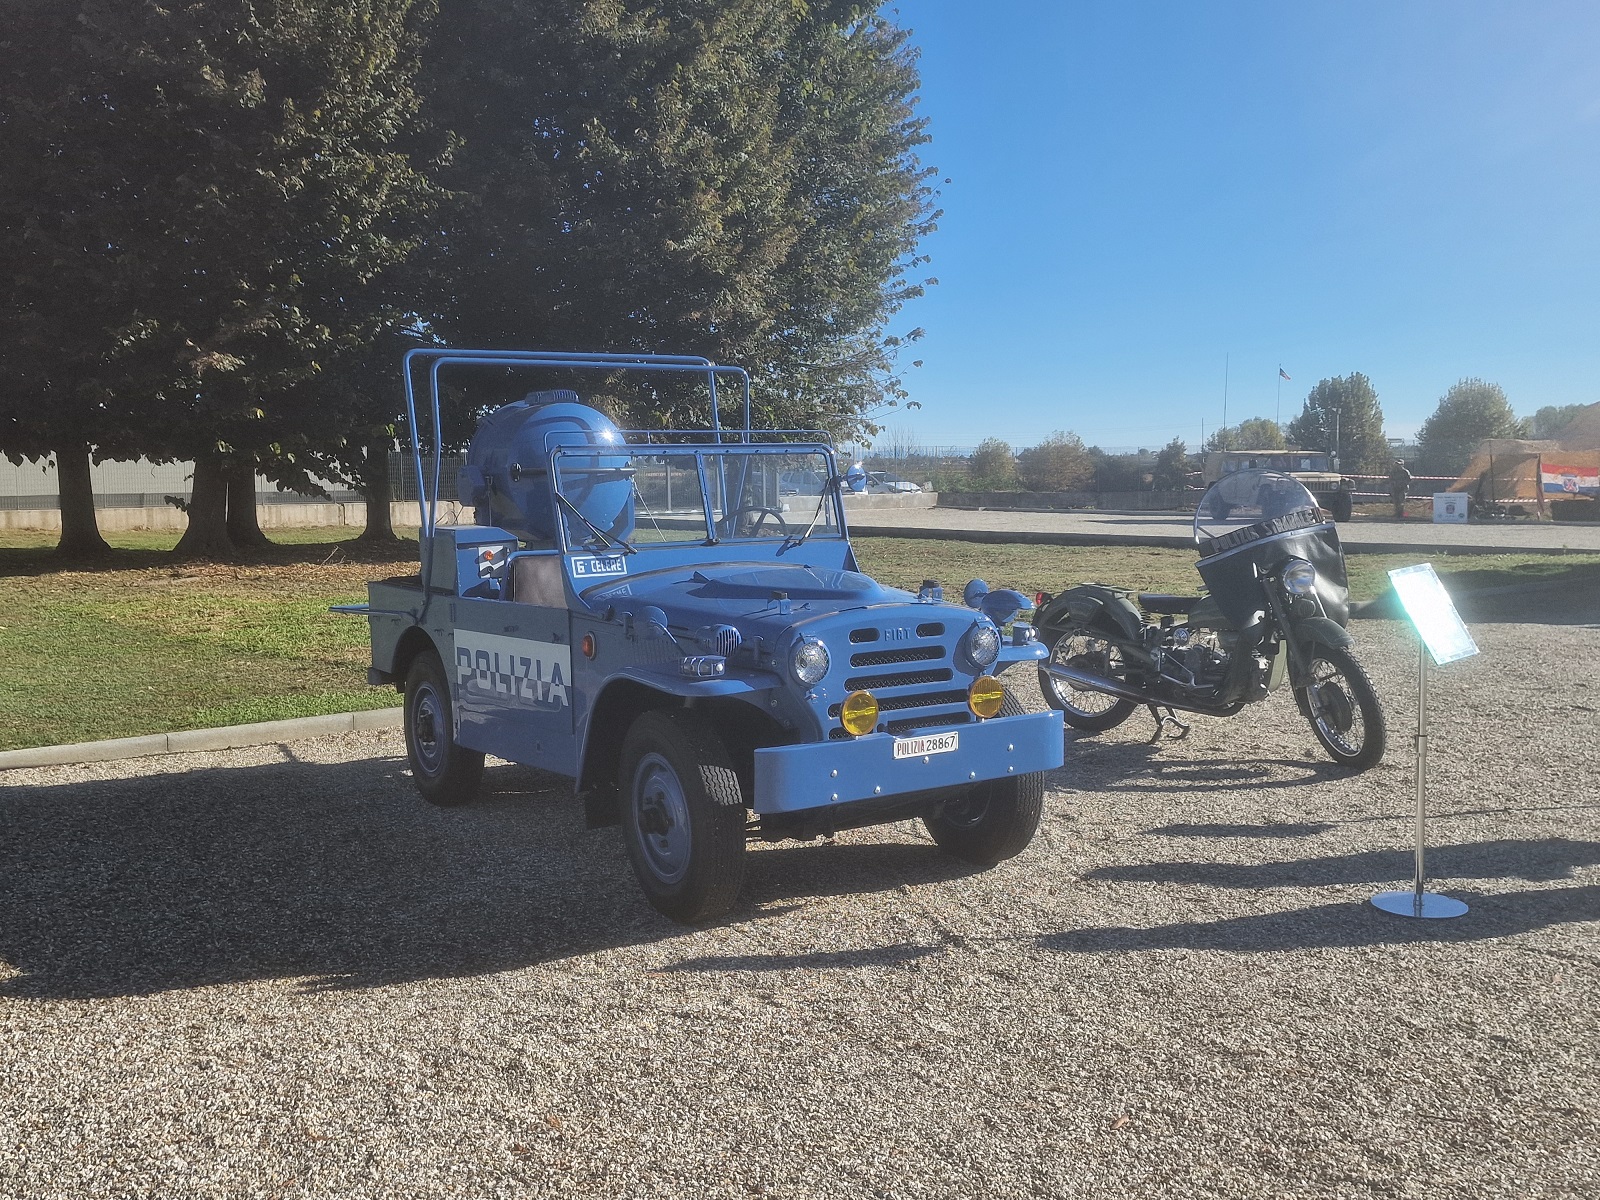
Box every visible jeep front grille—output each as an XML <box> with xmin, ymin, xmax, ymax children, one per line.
<box><xmin>886</xmin><ymin>711</ymin><xmax>974</xmax><ymax>736</ymax></box>
<box><xmin>850</xmin><ymin>645</ymin><xmax>944</xmax><ymax>668</ymax></box>
<box><xmin>828</xmin><ymin>622</ymin><xmax>971</xmax><ymax>739</ymax></box>
<box><xmin>829</xmin><ymin>689</ymin><xmax>967</xmax><ymax>718</ymax></box>
<box><xmin>844</xmin><ymin>667</ymin><xmax>953</xmax><ymax>691</ymax></box>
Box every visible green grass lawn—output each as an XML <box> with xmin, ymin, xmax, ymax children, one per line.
<box><xmin>2</xmin><ymin>526</ymin><xmax>1596</xmax><ymax>752</ymax></box>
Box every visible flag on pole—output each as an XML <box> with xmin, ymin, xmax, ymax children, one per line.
<box><xmin>1278</xmin><ymin>367</ymin><xmax>1291</xmax><ymax>381</ymax></box>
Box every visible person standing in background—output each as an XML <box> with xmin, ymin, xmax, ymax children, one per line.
<box><xmin>1387</xmin><ymin>459</ymin><xmax>1412</xmax><ymax>519</ymax></box>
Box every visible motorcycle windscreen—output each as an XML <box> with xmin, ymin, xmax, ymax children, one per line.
<box><xmin>1196</xmin><ymin>524</ymin><xmax>1349</xmax><ymax>629</ymax></box>
<box><xmin>1194</xmin><ymin>471</ymin><xmax>1349</xmax><ymax>628</ymax></box>
<box><xmin>1194</xmin><ymin>469</ymin><xmax>1320</xmax><ymax>541</ymax></box>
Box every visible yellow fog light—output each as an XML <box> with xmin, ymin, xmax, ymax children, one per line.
<box><xmin>840</xmin><ymin>689</ymin><xmax>879</xmax><ymax>736</ymax></box>
<box><xmin>968</xmin><ymin>675</ymin><xmax>1005</xmax><ymax>719</ymax></box>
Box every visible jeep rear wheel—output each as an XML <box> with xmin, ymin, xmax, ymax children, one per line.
<box><xmin>403</xmin><ymin>649</ymin><xmax>485</xmax><ymax>807</ymax></box>
<box><xmin>619</xmin><ymin>710</ymin><xmax>748</xmax><ymax>923</ymax></box>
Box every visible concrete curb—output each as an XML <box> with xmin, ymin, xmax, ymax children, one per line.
<box><xmin>0</xmin><ymin>707</ymin><xmax>404</xmax><ymax>772</ymax></box>
<box><xmin>851</xmin><ymin>524</ymin><xmax>1196</xmax><ymax>551</ymax></box>
<box><xmin>850</xmin><ymin>523</ymin><xmax>1588</xmax><ymax>557</ymax></box>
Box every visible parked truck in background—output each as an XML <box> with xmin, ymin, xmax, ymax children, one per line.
<box><xmin>1201</xmin><ymin>450</ymin><xmax>1355</xmax><ymax>521</ymax></box>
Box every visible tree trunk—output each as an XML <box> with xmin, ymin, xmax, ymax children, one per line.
<box><xmin>173</xmin><ymin>454</ymin><xmax>236</xmax><ymax>559</ymax></box>
<box><xmin>225</xmin><ymin>459</ymin><xmax>271</xmax><ymax>548</ymax></box>
<box><xmin>356</xmin><ymin>437</ymin><xmax>401</xmax><ymax>543</ymax></box>
<box><xmin>53</xmin><ymin>443</ymin><xmax>111</xmax><ymax>559</ymax></box>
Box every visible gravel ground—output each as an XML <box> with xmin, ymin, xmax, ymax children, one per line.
<box><xmin>1</xmin><ymin>600</ymin><xmax>1596</xmax><ymax>1199</ymax></box>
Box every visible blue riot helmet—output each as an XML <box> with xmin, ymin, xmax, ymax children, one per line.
<box><xmin>457</xmin><ymin>390</ymin><xmax>635</xmax><ymax>546</ymax></box>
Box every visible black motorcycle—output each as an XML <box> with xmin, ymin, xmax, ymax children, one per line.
<box><xmin>1034</xmin><ymin>469</ymin><xmax>1386</xmax><ymax>769</ymax></box>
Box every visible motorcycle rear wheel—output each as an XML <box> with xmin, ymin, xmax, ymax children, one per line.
<box><xmin>1296</xmin><ymin>645</ymin><xmax>1386</xmax><ymax>770</ymax></box>
<box><xmin>1038</xmin><ymin>624</ymin><xmax>1139</xmax><ymax>732</ymax></box>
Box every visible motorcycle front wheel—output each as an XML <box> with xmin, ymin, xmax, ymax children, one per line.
<box><xmin>1295</xmin><ymin>645</ymin><xmax>1386</xmax><ymax>770</ymax></box>
<box><xmin>1038</xmin><ymin>624</ymin><xmax>1139</xmax><ymax>731</ymax></box>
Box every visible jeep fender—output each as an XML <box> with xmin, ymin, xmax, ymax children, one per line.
<box><xmin>575</xmin><ymin>667</ymin><xmax>780</xmax><ymax>793</ymax></box>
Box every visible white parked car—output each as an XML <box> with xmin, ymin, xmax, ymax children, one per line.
<box><xmin>867</xmin><ymin>471</ymin><xmax>922</xmax><ymax>494</ymax></box>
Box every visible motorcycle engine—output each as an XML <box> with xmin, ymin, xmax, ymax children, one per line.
<box><xmin>1162</xmin><ymin>628</ymin><xmax>1229</xmax><ymax>688</ymax></box>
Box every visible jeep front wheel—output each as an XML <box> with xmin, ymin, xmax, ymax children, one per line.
<box><xmin>922</xmin><ymin>690</ymin><xmax>1045</xmax><ymax>864</ymax></box>
<box><xmin>924</xmin><ymin>771</ymin><xmax>1046</xmax><ymax>865</ymax></box>
<box><xmin>619</xmin><ymin>710</ymin><xmax>748</xmax><ymax>923</ymax></box>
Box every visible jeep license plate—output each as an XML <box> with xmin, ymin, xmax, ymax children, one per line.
<box><xmin>893</xmin><ymin>731</ymin><xmax>959</xmax><ymax>759</ymax></box>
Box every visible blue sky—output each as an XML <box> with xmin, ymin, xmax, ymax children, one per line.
<box><xmin>889</xmin><ymin>1</ymin><xmax>1600</xmax><ymax>452</ymax></box>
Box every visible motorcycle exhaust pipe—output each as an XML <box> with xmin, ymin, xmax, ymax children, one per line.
<box><xmin>1042</xmin><ymin>661</ymin><xmax>1154</xmax><ymax>706</ymax></box>
<box><xmin>1042</xmin><ymin>661</ymin><xmax>1219</xmax><ymax>717</ymax></box>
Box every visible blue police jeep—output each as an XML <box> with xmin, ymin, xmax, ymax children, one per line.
<box><xmin>349</xmin><ymin>350</ymin><xmax>1063</xmax><ymax>922</ymax></box>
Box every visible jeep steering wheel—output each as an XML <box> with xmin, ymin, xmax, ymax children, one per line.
<box><xmin>726</xmin><ymin>505</ymin><xmax>790</xmax><ymax>538</ymax></box>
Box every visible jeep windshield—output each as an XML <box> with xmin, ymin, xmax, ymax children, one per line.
<box><xmin>552</xmin><ymin>445</ymin><xmax>843</xmax><ymax>549</ymax></box>
<box><xmin>1220</xmin><ymin>452</ymin><xmax>1331</xmax><ymax>474</ymax></box>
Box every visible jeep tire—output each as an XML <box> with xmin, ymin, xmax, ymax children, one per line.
<box><xmin>619</xmin><ymin>710</ymin><xmax>748</xmax><ymax>923</ymax></box>
<box><xmin>403</xmin><ymin>649</ymin><xmax>485</xmax><ymax>807</ymax></box>
<box><xmin>922</xmin><ymin>691</ymin><xmax>1046</xmax><ymax>864</ymax></box>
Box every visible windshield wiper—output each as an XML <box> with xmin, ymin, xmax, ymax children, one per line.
<box><xmin>780</xmin><ymin>479</ymin><xmax>838</xmax><ymax>553</ymax></box>
<box><xmin>556</xmin><ymin>489</ymin><xmax>635</xmax><ymax>555</ymax></box>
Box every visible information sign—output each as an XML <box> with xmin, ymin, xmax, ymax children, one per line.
<box><xmin>1387</xmin><ymin>563</ymin><xmax>1479</xmax><ymax>665</ymax></box>
<box><xmin>1432</xmin><ymin>492</ymin><xmax>1468</xmax><ymax>523</ymax></box>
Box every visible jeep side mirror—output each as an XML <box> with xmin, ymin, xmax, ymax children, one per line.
<box><xmin>635</xmin><ymin>605</ymin><xmax>673</xmax><ymax>642</ymax></box>
<box><xmin>844</xmin><ymin>463</ymin><xmax>868</xmax><ymax>494</ymax></box>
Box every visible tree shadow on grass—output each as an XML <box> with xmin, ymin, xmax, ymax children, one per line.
<box><xmin>0</xmin><ymin>756</ymin><xmax>969</xmax><ymax>1000</ymax></box>
<box><xmin>0</xmin><ymin>536</ymin><xmax>418</xmax><ymax>580</ymax></box>
<box><xmin>1040</xmin><ymin>884</ymin><xmax>1600</xmax><ymax>955</ymax></box>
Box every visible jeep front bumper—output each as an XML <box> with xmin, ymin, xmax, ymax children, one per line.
<box><xmin>751</xmin><ymin>709</ymin><xmax>1063</xmax><ymax>814</ymax></box>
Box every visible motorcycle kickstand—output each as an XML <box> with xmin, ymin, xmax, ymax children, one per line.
<box><xmin>1146</xmin><ymin>704</ymin><xmax>1192</xmax><ymax>743</ymax></box>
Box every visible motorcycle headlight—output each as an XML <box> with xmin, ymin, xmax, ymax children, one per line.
<box><xmin>790</xmin><ymin>636</ymin><xmax>830</xmax><ymax>687</ymax></box>
<box><xmin>958</xmin><ymin>619</ymin><xmax>1001</xmax><ymax>671</ymax></box>
<box><xmin>1281</xmin><ymin>558</ymin><xmax>1317</xmax><ymax>596</ymax></box>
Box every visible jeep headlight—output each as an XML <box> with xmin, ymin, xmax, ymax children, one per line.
<box><xmin>790</xmin><ymin>636</ymin><xmax>830</xmax><ymax>687</ymax></box>
<box><xmin>1281</xmin><ymin>558</ymin><xmax>1317</xmax><ymax>596</ymax></box>
<box><xmin>958</xmin><ymin>619</ymin><xmax>1001</xmax><ymax>671</ymax></box>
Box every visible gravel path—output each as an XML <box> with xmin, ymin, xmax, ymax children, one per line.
<box><xmin>1</xmin><ymin>611</ymin><xmax>1596</xmax><ymax>1199</ymax></box>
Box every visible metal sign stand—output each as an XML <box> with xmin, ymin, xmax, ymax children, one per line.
<box><xmin>1370</xmin><ymin>633</ymin><xmax>1468</xmax><ymax>919</ymax></box>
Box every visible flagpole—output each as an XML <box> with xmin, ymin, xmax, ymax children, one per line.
<box><xmin>1276</xmin><ymin>370</ymin><xmax>1281</xmax><ymax>428</ymax></box>
<box><xmin>1222</xmin><ymin>353</ymin><xmax>1229</xmax><ymax>447</ymax></box>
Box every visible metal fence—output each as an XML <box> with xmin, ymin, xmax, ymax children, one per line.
<box><xmin>0</xmin><ymin>457</ymin><xmax>363</xmax><ymax>511</ymax></box>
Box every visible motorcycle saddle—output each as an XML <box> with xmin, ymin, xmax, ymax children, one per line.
<box><xmin>1135</xmin><ymin>592</ymin><xmax>1201</xmax><ymax>615</ymax></box>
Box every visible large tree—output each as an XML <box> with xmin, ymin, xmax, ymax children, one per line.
<box><xmin>1417</xmin><ymin>378</ymin><xmax>1521</xmax><ymax>476</ymax></box>
<box><xmin>1286</xmin><ymin>374</ymin><xmax>1388</xmax><ymax>475</ymax></box>
<box><xmin>1017</xmin><ymin>432</ymin><xmax>1093</xmax><ymax>492</ymax></box>
<box><xmin>0</xmin><ymin>0</ymin><xmax>439</xmax><ymax>558</ymax></box>
<box><xmin>1204</xmin><ymin>417</ymin><xmax>1285</xmax><ymax>453</ymax></box>
<box><xmin>1151</xmin><ymin>437</ymin><xmax>1191</xmax><ymax>492</ymax></box>
<box><xmin>967</xmin><ymin>438</ymin><xmax>1019</xmax><ymax>491</ymax></box>
<box><xmin>1526</xmin><ymin>403</ymin><xmax>1589</xmax><ymax>441</ymax></box>
<box><xmin>419</xmin><ymin>0</ymin><xmax>937</xmax><ymax>439</ymax></box>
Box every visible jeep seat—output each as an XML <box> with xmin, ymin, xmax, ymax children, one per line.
<box><xmin>509</xmin><ymin>552</ymin><xmax>566</xmax><ymax>608</ymax></box>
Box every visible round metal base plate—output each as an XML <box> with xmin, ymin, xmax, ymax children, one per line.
<box><xmin>1370</xmin><ymin>890</ymin><xmax>1469</xmax><ymax>919</ymax></box>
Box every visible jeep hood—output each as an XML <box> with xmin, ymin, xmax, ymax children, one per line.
<box><xmin>582</xmin><ymin>560</ymin><xmax>927</xmax><ymax>635</ymax></box>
